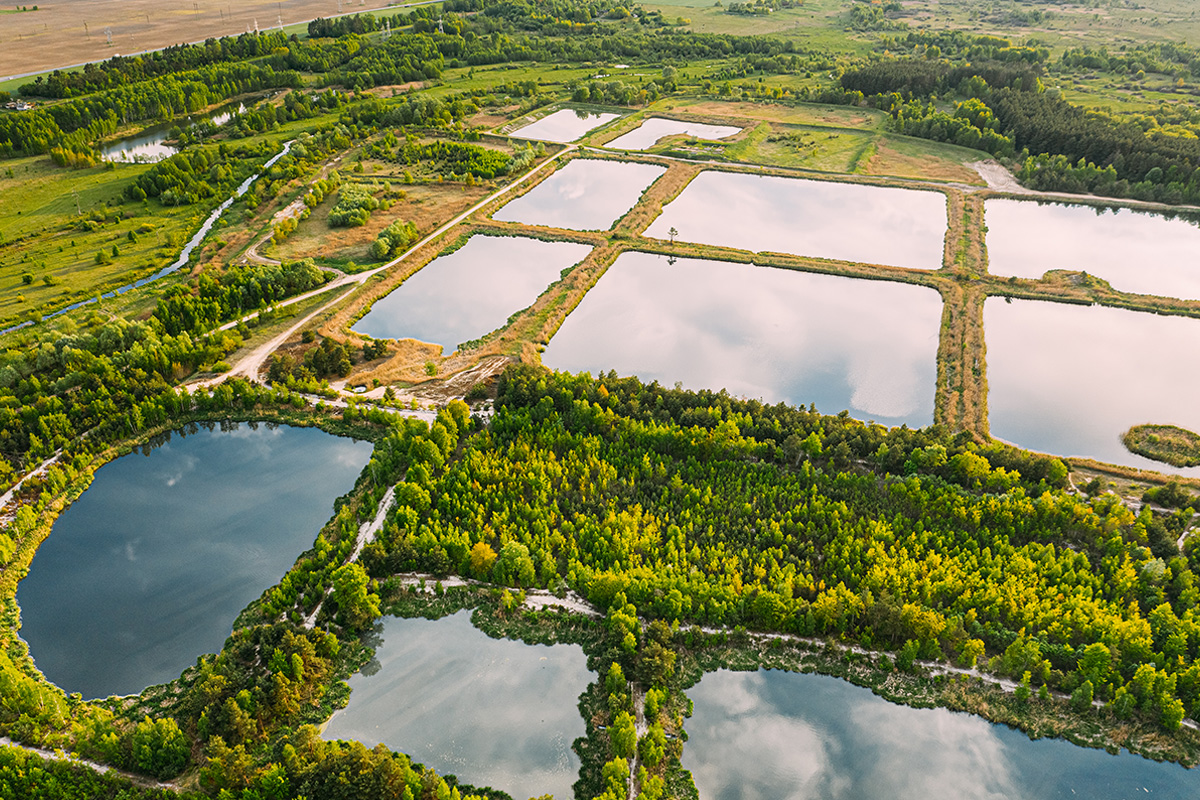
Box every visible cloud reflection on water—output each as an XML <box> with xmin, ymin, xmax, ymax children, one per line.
<box><xmin>543</xmin><ymin>253</ymin><xmax>941</xmax><ymax>428</ymax></box>
<box><xmin>985</xmin><ymin>297</ymin><xmax>1200</xmax><ymax>476</ymax></box>
<box><xmin>685</xmin><ymin>670</ymin><xmax>1019</xmax><ymax>800</ymax></box>
<box><xmin>493</xmin><ymin>159</ymin><xmax>667</xmax><ymax>231</ymax></box>
<box><xmin>644</xmin><ymin>171</ymin><xmax>946</xmax><ymax>270</ymax></box>
<box><xmin>324</xmin><ymin>611</ymin><xmax>591</xmax><ymax>800</ymax></box>
<box><xmin>985</xmin><ymin>198</ymin><xmax>1200</xmax><ymax>299</ymax></box>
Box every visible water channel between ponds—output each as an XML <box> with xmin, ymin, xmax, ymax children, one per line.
<box><xmin>15</xmin><ymin>422</ymin><xmax>373</xmax><ymax>699</ymax></box>
<box><xmin>510</xmin><ymin>109</ymin><xmax>621</xmax><ymax>143</ymax></box>
<box><xmin>985</xmin><ymin>198</ymin><xmax>1200</xmax><ymax>300</ymax></box>
<box><xmin>645</xmin><ymin>171</ymin><xmax>947</xmax><ymax>271</ymax></box>
<box><xmin>686</xmin><ymin>669</ymin><xmax>1200</xmax><ymax>800</ymax></box>
<box><xmin>604</xmin><ymin>118</ymin><xmax>742</xmax><ymax>150</ymax></box>
<box><xmin>984</xmin><ymin>297</ymin><xmax>1200</xmax><ymax>476</ymax></box>
<box><xmin>542</xmin><ymin>252</ymin><xmax>942</xmax><ymax>428</ymax></box>
<box><xmin>492</xmin><ymin>158</ymin><xmax>667</xmax><ymax>231</ymax></box>
<box><xmin>352</xmin><ymin>235</ymin><xmax>593</xmax><ymax>352</ymax></box>
<box><xmin>323</xmin><ymin>610</ymin><xmax>592</xmax><ymax>800</ymax></box>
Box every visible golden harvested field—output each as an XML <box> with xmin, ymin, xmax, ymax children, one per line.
<box><xmin>0</xmin><ymin>0</ymin><xmax>403</xmax><ymax>79</ymax></box>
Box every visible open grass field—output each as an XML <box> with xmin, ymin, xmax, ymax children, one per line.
<box><xmin>0</xmin><ymin>0</ymin><xmax>415</xmax><ymax>80</ymax></box>
<box><xmin>0</xmin><ymin>155</ymin><xmax>212</xmax><ymax>327</ymax></box>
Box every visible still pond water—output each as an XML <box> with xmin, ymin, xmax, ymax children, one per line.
<box><xmin>511</xmin><ymin>109</ymin><xmax>621</xmax><ymax>143</ymax></box>
<box><xmin>493</xmin><ymin>158</ymin><xmax>666</xmax><ymax>231</ymax></box>
<box><xmin>352</xmin><ymin>235</ymin><xmax>592</xmax><ymax>352</ymax></box>
<box><xmin>16</xmin><ymin>423</ymin><xmax>372</xmax><ymax>699</ymax></box>
<box><xmin>323</xmin><ymin>610</ymin><xmax>592</xmax><ymax>800</ymax></box>
<box><xmin>99</xmin><ymin>100</ymin><xmax>247</xmax><ymax>163</ymax></box>
<box><xmin>645</xmin><ymin>172</ymin><xmax>947</xmax><ymax>270</ymax></box>
<box><xmin>686</xmin><ymin>669</ymin><xmax>1198</xmax><ymax>800</ymax></box>
<box><xmin>985</xmin><ymin>198</ymin><xmax>1200</xmax><ymax>300</ymax></box>
<box><xmin>985</xmin><ymin>297</ymin><xmax>1200</xmax><ymax>476</ymax></box>
<box><xmin>604</xmin><ymin>118</ymin><xmax>742</xmax><ymax>150</ymax></box>
<box><xmin>542</xmin><ymin>252</ymin><xmax>942</xmax><ymax>428</ymax></box>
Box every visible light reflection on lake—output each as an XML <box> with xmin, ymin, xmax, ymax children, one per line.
<box><xmin>493</xmin><ymin>158</ymin><xmax>666</xmax><ymax>231</ymax></box>
<box><xmin>605</xmin><ymin>118</ymin><xmax>742</xmax><ymax>150</ymax></box>
<box><xmin>645</xmin><ymin>171</ymin><xmax>946</xmax><ymax>270</ymax></box>
<box><xmin>542</xmin><ymin>252</ymin><xmax>942</xmax><ymax>428</ymax></box>
<box><xmin>352</xmin><ymin>236</ymin><xmax>591</xmax><ymax>353</ymax></box>
<box><xmin>511</xmin><ymin>109</ymin><xmax>620</xmax><ymax>143</ymax></box>
<box><xmin>99</xmin><ymin>101</ymin><xmax>247</xmax><ymax>163</ymax></box>
<box><xmin>985</xmin><ymin>297</ymin><xmax>1200</xmax><ymax>475</ymax></box>
<box><xmin>985</xmin><ymin>198</ymin><xmax>1200</xmax><ymax>299</ymax></box>
<box><xmin>16</xmin><ymin>423</ymin><xmax>373</xmax><ymax>699</ymax></box>
<box><xmin>323</xmin><ymin>610</ymin><xmax>592</xmax><ymax>800</ymax></box>
<box><xmin>686</xmin><ymin>669</ymin><xmax>1200</xmax><ymax>800</ymax></box>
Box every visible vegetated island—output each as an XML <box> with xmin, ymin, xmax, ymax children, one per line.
<box><xmin>1123</xmin><ymin>424</ymin><xmax>1200</xmax><ymax>468</ymax></box>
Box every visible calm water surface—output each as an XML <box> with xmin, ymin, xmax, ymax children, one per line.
<box><xmin>352</xmin><ymin>235</ymin><xmax>592</xmax><ymax>352</ymax></box>
<box><xmin>100</xmin><ymin>101</ymin><xmax>247</xmax><ymax>163</ymax></box>
<box><xmin>686</xmin><ymin>669</ymin><xmax>1198</xmax><ymax>800</ymax></box>
<box><xmin>985</xmin><ymin>297</ymin><xmax>1200</xmax><ymax>475</ymax></box>
<box><xmin>646</xmin><ymin>172</ymin><xmax>946</xmax><ymax>270</ymax></box>
<box><xmin>323</xmin><ymin>610</ymin><xmax>592</xmax><ymax>800</ymax></box>
<box><xmin>493</xmin><ymin>159</ymin><xmax>666</xmax><ymax>230</ymax></box>
<box><xmin>16</xmin><ymin>423</ymin><xmax>373</xmax><ymax>698</ymax></box>
<box><xmin>511</xmin><ymin>109</ymin><xmax>620</xmax><ymax>143</ymax></box>
<box><xmin>543</xmin><ymin>252</ymin><xmax>942</xmax><ymax>427</ymax></box>
<box><xmin>605</xmin><ymin>118</ymin><xmax>742</xmax><ymax>150</ymax></box>
<box><xmin>985</xmin><ymin>198</ymin><xmax>1200</xmax><ymax>299</ymax></box>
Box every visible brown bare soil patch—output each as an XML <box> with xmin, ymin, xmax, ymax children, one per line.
<box><xmin>272</xmin><ymin>181</ymin><xmax>491</xmax><ymax>264</ymax></box>
<box><xmin>864</xmin><ymin>141</ymin><xmax>982</xmax><ymax>185</ymax></box>
<box><xmin>0</xmin><ymin>0</ymin><xmax>401</xmax><ymax>79</ymax></box>
<box><xmin>468</xmin><ymin>112</ymin><xmax>514</xmax><ymax>131</ymax></box>
<box><xmin>364</xmin><ymin>82</ymin><xmax>427</xmax><ymax>98</ymax></box>
<box><xmin>675</xmin><ymin>100</ymin><xmax>874</xmax><ymax>129</ymax></box>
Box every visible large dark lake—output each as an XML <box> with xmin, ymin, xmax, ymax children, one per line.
<box><xmin>16</xmin><ymin>422</ymin><xmax>373</xmax><ymax>699</ymax></box>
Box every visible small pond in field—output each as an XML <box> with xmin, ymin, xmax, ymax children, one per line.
<box><xmin>542</xmin><ymin>252</ymin><xmax>942</xmax><ymax>427</ymax></box>
<box><xmin>510</xmin><ymin>109</ymin><xmax>620</xmax><ymax>143</ymax></box>
<box><xmin>352</xmin><ymin>235</ymin><xmax>592</xmax><ymax>353</ymax></box>
<box><xmin>985</xmin><ymin>297</ymin><xmax>1200</xmax><ymax>475</ymax></box>
<box><xmin>323</xmin><ymin>610</ymin><xmax>592</xmax><ymax>800</ymax></box>
<box><xmin>985</xmin><ymin>198</ymin><xmax>1200</xmax><ymax>299</ymax></box>
<box><xmin>16</xmin><ymin>422</ymin><xmax>373</xmax><ymax>699</ymax></box>
<box><xmin>685</xmin><ymin>669</ymin><xmax>1199</xmax><ymax>800</ymax></box>
<box><xmin>604</xmin><ymin>118</ymin><xmax>742</xmax><ymax>150</ymax></box>
<box><xmin>493</xmin><ymin>158</ymin><xmax>666</xmax><ymax>231</ymax></box>
<box><xmin>645</xmin><ymin>171</ymin><xmax>947</xmax><ymax>270</ymax></box>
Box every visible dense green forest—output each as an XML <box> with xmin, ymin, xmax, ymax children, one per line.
<box><xmin>348</xmin><ymin>367</ymin><xmax>1200</xmax><ymax>730</ymax></box>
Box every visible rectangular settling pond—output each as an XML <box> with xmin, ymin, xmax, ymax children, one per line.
<box><xmin>604</xmin><ymin>118</ymin><xmax>742</xmax><ymax>150</ymax></box>
<box><xmin>352</xmin><ymin>236</ymin><xmax>592</xmax><ymax>353</ymax></box>
<box><xmin>686</xmin><ymin>669</ymin><xmax>1199</xmax><ymax>800</ymax></box>
<box><xmin>542</xmin><ymin>252</ymin><xmax>942</xmax><ymax>427</ymax></box>
<box><xmin>646</xmin><ymin>171</ymin><xmax>947</xmax><ymax>270</ymax></box>
<box><xmin>985</xmin><ymin>198</ymin><xmax>1200</xmax><ymax>299</ymax></box>
<box><xmin>15</xmin><ymin>423</ymin><xmax>373</xmax><ymax>699</ymax></box>
<box><xmin>323</xmin><ymin>610</ymin><xmax>592</xmax><ymax>800</ymax></box>
<box><xmin>492</xmin><ymin>158</ymin><xmax>666</xmax><ymax>231</ymax></box>
<box><xmin>985</xmin><ymin>297</ymin><xmax>1200</xmax><ymax>475</ymax></box>
<box><xmin>510</xmin><ymin>109</ymin><xmax>620</xmax><ymax>143</ymax></box>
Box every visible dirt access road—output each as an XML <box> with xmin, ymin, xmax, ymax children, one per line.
<box><xmin>190</xmin><ymin>145</ymin><xmax>576</xmax><ymax>390</ymax></box>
